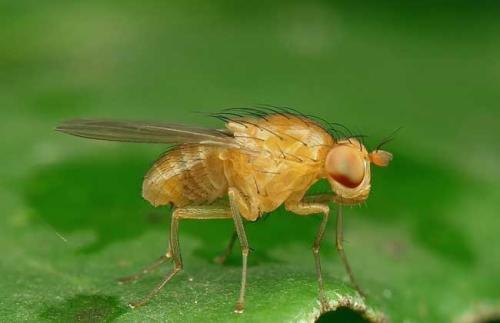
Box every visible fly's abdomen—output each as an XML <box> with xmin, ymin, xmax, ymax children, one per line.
<box><xmin>142</xmin><ymin>144</ymin><xmax>227</xmax><ymax>207</ymax></box>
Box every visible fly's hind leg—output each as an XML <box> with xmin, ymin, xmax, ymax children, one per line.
<box><xmin>127</xmin><ymin>204</ymin><xmax>232</xmax><ymax>309</ymax></box>
<box><xmin>117</xmin><ymin>253</ymin><xmax>172</xmax><ymax>285</ymax></box>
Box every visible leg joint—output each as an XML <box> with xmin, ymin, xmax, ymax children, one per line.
<box><xmin>336</xmin><ymin>234</ymin><xmax>344</xmax><ymax>250</ymax></box>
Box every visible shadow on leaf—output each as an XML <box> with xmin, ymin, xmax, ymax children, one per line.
<box><xmin>39</xmin><ymin>294</ymin><xmax>126</xmax><ymax>322</ymax></box>
<box><xmin>24</xmin><ymin>154</ymin><xmax>162</xmax><ymax>254</ymax></box>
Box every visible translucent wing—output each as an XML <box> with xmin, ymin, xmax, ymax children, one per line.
<box><xmin>55</xmin><ymin>119</ymin><xmax>237</xmax><ymax>147</ymax></box>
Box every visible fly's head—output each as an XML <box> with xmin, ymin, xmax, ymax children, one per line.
<box><xmin>325</xmin><ymin>139</ymin><xmax>392</xmax><ymax>205</ymax></box>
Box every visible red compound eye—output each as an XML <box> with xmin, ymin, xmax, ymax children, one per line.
<box><xmin>326</xmin><ymin>145</ymin><xmax>365</xmax><ymax>188</ymax></box>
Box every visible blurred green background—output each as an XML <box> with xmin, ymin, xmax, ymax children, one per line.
<box><xmin>1</xmin><ymin>1</ymin><xmax>499</xmax><ymax>322</ymax></box>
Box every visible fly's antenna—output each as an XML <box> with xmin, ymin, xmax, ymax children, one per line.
<box><xmin>375</xmin><ymin>126</ymin><xmax>403</xmax><ymax>151</ymax></box>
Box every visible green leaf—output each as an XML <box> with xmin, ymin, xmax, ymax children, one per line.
<box><xmin>1</xmin><ymin>1</ymin><xmax>499</xmax><ymax>322</ymax></box>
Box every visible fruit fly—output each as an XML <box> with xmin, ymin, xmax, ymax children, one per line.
<box><xmin>55</xmin><ymin>106</ymin><xmax>393</xmax><ymax>313</ymax></box>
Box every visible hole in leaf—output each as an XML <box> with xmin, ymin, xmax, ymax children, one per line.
<box><xmin>316</xmin><ymin>306</ymin><xmax>371</xmax><ymax>323</ymax></box>
<box><xmin>482</xmin><ymin>318</ymin><xmax>500</xmax><ymax>323</ymax></box>
<box><xmin>456</xmin><ymin>305</ymin><xmax>500</xmax><ymax>323</ymax></box>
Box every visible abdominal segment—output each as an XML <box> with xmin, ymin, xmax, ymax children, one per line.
<box><xmin>142</xmin><ymin>144</ymin><xmax>227</xmax><ymax>207</ymax></box>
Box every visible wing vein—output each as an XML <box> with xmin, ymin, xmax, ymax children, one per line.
<box><xmin>55</xmin><ymin>119</ymin><xmax>237</xmax><ymax>147</ymax></box>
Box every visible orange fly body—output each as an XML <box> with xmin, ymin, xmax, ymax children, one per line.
<box><xmin>56</xmin><ymin>106</ymin><xmax>392</xmax><ymax>313</ymax></box>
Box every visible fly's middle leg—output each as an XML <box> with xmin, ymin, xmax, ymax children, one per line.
<box><xmin>126</xmin><ymin>204</ymin><xmax>232</xmax><ymax>309</ymax></box>
<box><xmin>228</xmin><ymin>187</ymin><xmax>252</xmax><ymax>314</ymax></box>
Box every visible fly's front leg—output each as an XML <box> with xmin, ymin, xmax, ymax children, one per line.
<box><xmin>337</xmin><ymin>204</ymin><xmax>365</xmax><ymax>297</ymax></box>
<box><xmin>228</xmin><ymin>188</ymin><xmax>251</xmax><ymax>314</ymax></box>
<box><xmin>127</xmin><ymin>204</ymin><xmax>232</xmax><ymax>309</ymax></box>
<box><xmin>304</xmin><ymin>193</ymin><xmax>366</xmax><ymax>298</ymax></box>
<box><xmin>285</xmin><ymin>200</ymin><xmax>330</xmax><ymax>311</ymax></box>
